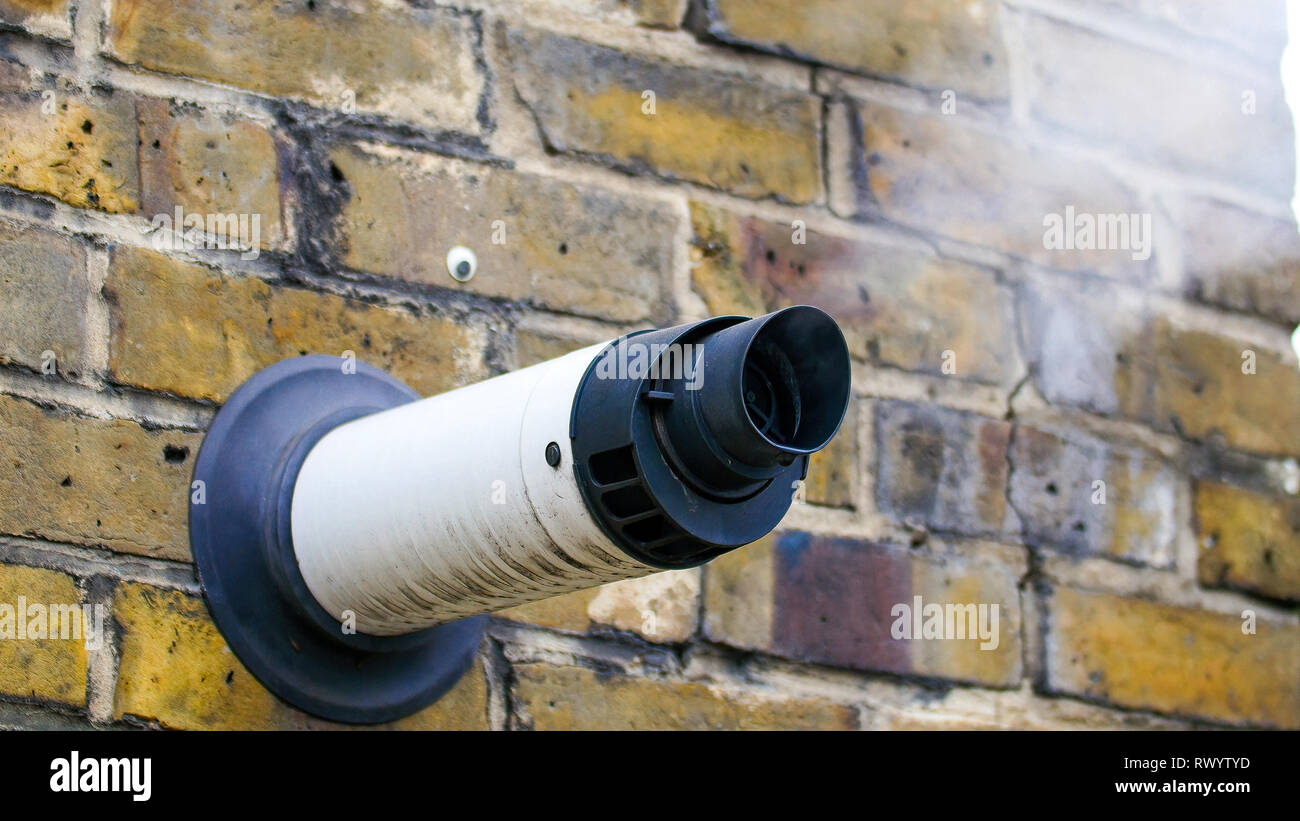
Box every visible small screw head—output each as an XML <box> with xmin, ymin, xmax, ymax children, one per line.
<box><xmin>545</xmin><ymin>441</ymin><xmax>562</xmax><ymax>467</ymax></box>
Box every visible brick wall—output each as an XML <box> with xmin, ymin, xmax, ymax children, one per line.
<box><xmin>0</xmin><ymin>0</ymin><xmax>1297</xmax><ymax>730</ymax></box>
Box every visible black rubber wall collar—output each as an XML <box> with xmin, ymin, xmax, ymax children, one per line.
<box><xmin>189</xmin><ymin>355</ymin><xmax>485</xmax><ymax>724</ymax></box>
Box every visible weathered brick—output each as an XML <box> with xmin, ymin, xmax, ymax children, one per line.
<box><xmin>1010</xmin><ymin>424</ymin><xmax>1177</xmax><ymax>567</ymax></box>
<box><xmin>105</xmin><ymin>245</ymin><xmax>487</xmax><ymax>403</ymax></box>
<box><xmin>0</xmin><ymin>563</ymin><xmax>88</xmax><ymax>707</ymax></box>
<box><xmin>137</xmin><ymin>98</ymin><xmax>286</xmax><ymax>251</ymax></box>
<box><xmin>705</xmin><ymin>532</ymin><xmax>1022</xmax><ymax>686</ymax></box>
<box><xmin>105</xmin><ymin>0</ymin><xmax>485</xmax><ymax>134</ymax></box>
<box><xmin>0</xmin><ymin>221</ymin><xmax>92</xmax><ymax>379</ymax></box>
<box><xmin>844</xmin><ymin>101</ymin><xmax>1145</xmax><ymax>277</ymax></box>
<box><xmin>633</xmin><ymin>0</ymin><xmax>686</xmax><ymax>28</ymax></box>
<box><xmin>690</xmin><ymin>202</ymin><xmax>1021</xmax><ymax>384</ymax></box>
<box><xmin>0</xmin><ymin>0</ymin><xmax>71</xmax><ymax>40</ymax></box>
<box><xmin>113</xmin><ymin>582</ymin><xmax>488</xmax><ymax>729</ymax></box>
<box><xmin>506</xmin><ymin>27</ymin><xmax>822</xmax><ymax>203</ymax></box>
<box><xmin>586</xmin><ymin>570</ymin><xmax>698</xmax><ymax>642</ymax></box>
<box><xmin>1024</xmin><ymin>15</ymin><xmax>1294</xmax><ymax>198</ymax></box>
<box><xmin>513</xmin><ymin>663</ymin><xmax>857</xmax><ymax>729</ymax></box>
<box><xmin>513</xmin><ymin>330</ymin><xmax>590</xmax><ymax>369</ymax></box>
<box><xmin>1022</xmin><ymin>279</ymin><xmax>1300</xmax><ymax>456</ymax></box>
<box><xmin>0</xmin><ymin>87</ymin><xmax>139</xmax><ymax>212</ymax></box>
<box><xmin>875</xmin><ymin>401</ymin><xmax>1016</xmax><ymax>537</ymax></box>
<box><xmin>804</xmin><ymin>398</ymin><xmax>856</xmax><ymax>508</ymax></box>
<box><xmin>1196</xmin><ymin>481</ymin><xmax>1300</xmax><ymax>602</ymax></box>
<box><xmin>331</xmin><ymin>144</ymin><xmax>672</xmax><ymax>323</ymax></box>
<box><xmin>702</xmin><ymin>0</ymin><xmax>1008</xmax><ymax>100</ymax></box>
<box><xmin>1126</xmin><ymin>318</ymin><xmax>1300</xmax><ymax>457</ymax></box>
<box><xmin>1042</xmin><ymin>586</ymin><xmax>1300</xmax><ymax>728</ymax></box>
<box><xmin>1091</xmin><ymin>0</ymin><xmax>1286</xmax><ymax>59</ymax></box>
<box><xmin>703</xmin><ymin>533</ymin><xmax>778</xmax><ymax>652</ymax></box>
<box><xmin>500</xmin><ymin>570</ymin><xmax>699</xmax><ymax>643</ymax></box>
<box><xmin>1177</xmin><ymin>198</ymin><xmax>1300</xmax><ymax>325</ymax></box>
<box><xmin>0</xmin><ymin>395</ymin><xmax>199</xmax><ymax>560</ymax></box>
<box><xmin>498</xmin><ymin>588</ymin><xmax>599</xmax><ymax>634</ymax></box>
<box><xmin>1017</xmin><ymin>277</ymin><xmax>1146</xmax><ymax>417</ymax></box>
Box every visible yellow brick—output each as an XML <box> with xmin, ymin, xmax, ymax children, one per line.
<box><xmin>708</xmin><ymin>0</ymin><xmax>1008</xmax><ymax>100</ymax></box>
<box><xmin>330</xmin><ymin>145</ymin><xmax>672</xmax><ymax>323</ymax></box>
<box><xmin>105</xmin><ymin>0</ymin><xmax>484</xmax><ymax>133</ymax></box>
<box><xmin>1196</xmin><ymin>481</ymin><xmax>1300</xmax><ymax>602</ymax></box>
<box><xmin>0</xmin><ymin>395</ymin><xmax>199</xmax><ymax>560</ymax></box>
<box><xmin>514</xmin><ymin>331</ymin><xmax>592</xmax><ymax>369</ymax></box>
<box><xmin>508</xmin><ymin>28</ymin><xmax>822</xmax><ymax>204</ymax></box>
<box><xmin>513</xmin><ymin>664</ymin><xmax>856</xmax><ymax>730</ymax></box>
<box><xmin>0</xmin><ymin>563</ymin><xmax>88</xmax><ymax>707</ymax></box>
<box><xmin>1124</xmin><ymin>319</ymin><xmax>1300</xmax><ymax>457</ymax></box>
<box><xmin>1044</xmin><ymin>587</ymin><xmax>1300</xmax><ymax>728</ymax></box>
<box><xmin>803</xmin><ymin>399</ymin><xmax>856</xmax><ymax>508</ymax></box>
<box><xmin>0</xmin><ymin>89</ymin><xmax>139</xmax><ymax>212</ymax></box>
<box><xmin>106</xmin><ymin>245</ymin><xmax>487</xmax><ymax>402</ymax></box>
<box><xmin>632</xmin><ymin>0</ymin><xmax>686</xmax><ymax>28</ymax></box>
<box><xmin>113</xmin><ymin>582</ymin><xmax>489</xmax><ymax>729</ymax></box>
<box><xmin>499</xmin><ymin>588</ymin><xmax>598</xmax><ymax>633</ymax></box>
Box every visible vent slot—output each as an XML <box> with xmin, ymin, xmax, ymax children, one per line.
<box><xmin>624</xmin><ymin>515</ymin><xmax>678</xmax><ymax>545</ymax></box>
<box><xmin>588</xmin><ymin>445</ymin><xmax>637</xmax><ymax>485</ymax></box>
<box><xmin>602</xmin><ymin>485</ymin><xmax>655</xmax><ymax>519</ymax></box>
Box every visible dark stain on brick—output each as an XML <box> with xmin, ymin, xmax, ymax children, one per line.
<box><xmin>893</xmin><ymin>419</ymin><xmax>944</xmax><ymax>516</ymax></box>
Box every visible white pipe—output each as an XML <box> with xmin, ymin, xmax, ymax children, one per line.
<box><xmin>290</xmin><ymin>343</ymin><xmax>656</xmax><ymax>636</ymax></box>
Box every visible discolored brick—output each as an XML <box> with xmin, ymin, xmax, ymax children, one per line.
<box><xmin>705</xmin><ymin>532</ymin><xmax>1022</xmax><ymax>686</ymax></box>
<box><xmin>843</xmin><ymin>101</ymin><xmax>1145</xmax><ymax>278</ymax></box>
<box><xmin>1009</xmin><ymin>424</ymin><xmax>1178</xmax><ymax>567</ymax></box>
<box><xmin>506</xmin><ymin>27</ymin><xmax>822</xmax><ymax>203</ymax></box>
<box><xmin>1024</xmin><ymin>15</ymin><xmax>1294</xmax><ymax>198</ymax></box>
<box><xmin>1177</xmin><ymin>197</ymin><xmax>1300</xmax><ymax>325</ymax></box>
<box><xmin>137</xmin><ymin>99</ymin><xmax>286</xmax><ymax>251</ymax></box>
<box><xmin>875</xmin><ymin>401</ymin><xmax>1016</xmax><ymax>537</ymax></box>
<box><xmin>0</xmin><ymin>221</ymin><xmax>93</xmax><ymax>379</ymax></box>
<box><xmin>690</xmin><ymin>202</ymin><xmax>1021</xmax><ymax>384</ymax></box>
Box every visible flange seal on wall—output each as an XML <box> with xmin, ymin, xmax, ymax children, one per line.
<box><xmin>189</xmin><ymin>355</ymin><xmax>486</xmax><ymax>724</ymax></box>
